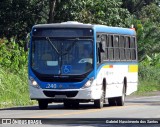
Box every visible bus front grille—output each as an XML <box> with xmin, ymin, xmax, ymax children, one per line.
<box><xmin>43</xmin><ymin>91</ymin><xmax>78</xmax><ymax>97</ymax></box>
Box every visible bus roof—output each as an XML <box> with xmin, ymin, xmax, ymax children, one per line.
<box><xmin>93</xmin><ymin>25</ymin><xmax>136</xmax><ymax>35</ymax></box>
<box><xmin>33</xmin><ymin>21</ymin><xmax>136</xmax><ymax>36</ymax></box>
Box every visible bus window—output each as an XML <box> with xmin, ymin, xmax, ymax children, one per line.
<box><xmin>119</xmin><ymin>36</ymin><xmax>125</xmax><ymax>60</ymax></box>
<box><xmin>130</xmin><ymin>37</ymin><xmax>135</xmax><ymax>48</ymax></box>
<box><xmin>114</xmin><ymin>35</ymin><xmax>120</xmax><ymax>60</ymax></box>
<box><xmin>108</xmin><ymin>35</ymin><xmax>114</xmax><ymax>60</ymax></box>
<box><xmin>131</xmin><ymin>37</ymin><xmax>136</xmax><ymax>60</ymax></box>
<box><xmin>131</xmin><ymin>49</ymin><xmax>136</xmax><ymax>60</ymax></box>
<box><xmin>125</xmin><ymin>37</ymin><xmax>131</xmax><ymax>60</ymax></box>
<box><xmin>100</xmin><ymin>35</ymin><xmax>107</xmax><ymax>61</ymax></box>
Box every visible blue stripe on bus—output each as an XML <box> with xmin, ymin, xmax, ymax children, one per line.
<box><xmin>29</xmin><ymin>68</ymin><xmax>95</xmax><ymax>89</ymax></box>
<box><xmin>94</xmin><ymin>25</ymin><xmax>136</xmax><ymax>35</ymax></box>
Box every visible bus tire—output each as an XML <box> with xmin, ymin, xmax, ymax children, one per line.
<box><xmin>72</xmin><ymin>101</ymin><xmax>79</xmax><ymax>109</ymax></box>
<box><xmin>94</xmin><ymin>88</ymin><xmax>104</xmax><ymax>108</ymax></box>
<box><xmin>63</xmin><ymin>100</ymin><xmax>71</xmax><ymax>109</ymax></box>
<box><xmin>38</xmin><ymin>100</ymin><xmax>48</xmax><ymax>109</ymax></box>
<box><xmin>116</xmin><ymin>86</ymin><xmax>125</xmax><ymax>106</ymax></box>
<box><xmin>108</xmin><ymin>98</ymin><xmax>116</xmax><ymax>106</ymax></box>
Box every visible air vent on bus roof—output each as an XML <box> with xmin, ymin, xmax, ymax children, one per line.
<box><xmin>61</xmin><ymin>21</ymin><xmax>83</xmax><ymax>24</ymax></box>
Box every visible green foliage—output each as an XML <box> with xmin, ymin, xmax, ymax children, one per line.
<box><xmin>0</xmin><ymin>66</ymin><xmax>36</xmax><ymax>108</ymax></box>
<box><xmin>139</xmin><ymin>63</ymin><xmax>160</xmax><ymax>82</ymax></box>
<box><xmin>0</xmin><ymin>38</ymin><xmax>28</xmax><ymax>72</ymax></box>
<box><xmin>0</xmin><ymin>0</ymin><xmax>47</xmax><ymax>41</ymax></box>
<box><xmin>139</xmin><ymin>3</ymin><xmax>160</xmax><ymax>25</ymax></box>
<box><xmin>137</xmin><ymin>53</ymin><xmax>160</xmax><ymax>94</ymax></box>
<box><xmin>0</xmin><ymin>39</ymin><xmax>37</xmax><ymax>108</ymax></box>
<box><xmin>137</xmin><ymin>62</ymin><xmax>160</xmax><ymax>93</ymax></box>
<box><xmin>137</xmin><ymin>3</ymin><xmax>160</xmax><ymax>61</ymax></box>
<box><xmin>133</xmin><ymin>19</ymin><xmax>160</xmax><ymax>61</ymax></box>
<box><xmin>121</xmin><ymin>0</ymin><xmax>159</xmax><ymax>14</ymax></box>
<box><xmin>141</xmin><ymin>53</ymin><xmax>160</xmax><ymax>67</ymax></box>
<box><xmin>137</xmin><ymin>80</ymin><xmax>160</xmax><ymax>94</ymax></box>
<box><xmin>54</xmin><ymin>0</ymin><xmax>132</xmax><ymax>27</ymax></box>
<box><xmin>138</xmin><ymin>21</ymin><xmax>160</xmax><ymax>60</ymax></box>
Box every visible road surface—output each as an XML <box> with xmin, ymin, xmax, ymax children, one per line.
<box><xmin>0</xmin><ymin>94</ymin><xmax>160</xmax><ymax>127</ymax></box>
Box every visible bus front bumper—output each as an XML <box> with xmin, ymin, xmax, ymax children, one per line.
<box><xmin>29</xmin><ymin>85</ymin><xmax>102</xmax><ymax>100</ymax></box>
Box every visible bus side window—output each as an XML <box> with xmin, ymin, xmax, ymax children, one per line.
<box><xmin>113</xmin><ymin>35</ymin><xmax>119</xmax><ymax>60</ymax></box>
<box><xmin>119</xmin><ymin>36</ymin><xmax>125</xmax><ymax>60</ymax></box>
<box><xmin>108</xmin><ymin>35</ymin><xmax>114</xmax><ymax>60</ymax></box>
<box><xmin>125</xmin><ymin>36</ymin><xmax>131</xmax><ymax>60</ymax></box>
<box><xmin>106</xmin><ymin>35</ymin><xmax>109</xmax><ymax>60</ymax></box>
<box><xmin>96</xmin><ymin>43</ymin><xmax>100</xmax><ymax>64</ymax></box>
<box><xmin>130</xmin><ymin>37</ymin><xmax>136</xmax><ymax>60</ymax></box>
<box><xmin>100</xmin><ymin>35</ymin><xmax>107</xmax><ymax>61</ymax></box>
<box><xmin>96</xmin><ymin>34</ymin><xmax>102</xmax><ymax>63</ymax></box>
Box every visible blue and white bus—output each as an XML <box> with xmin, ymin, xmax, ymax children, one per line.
<box><xmin>28</xmin><ymin>21</ymin><xmax>138</xmax><ymax>109</ymax></box>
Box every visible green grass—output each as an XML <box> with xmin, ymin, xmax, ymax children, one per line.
<box><xmin>135</xmin><ymin>80</ymin><xmax>160</xmax><ymax>95</ymax></box>
<box><xmin>0</xmin><ymin>67</ymin><xmax>36</xmax><ymax>108</ymax></box>
<box><xmin>135</xmin><ymin>64</ymin><xmax>160</xmax><ymax>95</ymax></box>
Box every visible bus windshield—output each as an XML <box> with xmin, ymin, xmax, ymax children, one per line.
<box><xmin>31</xmin><ymin>37</ymin><xmax>93</xmax><ymax>75</ymax></box>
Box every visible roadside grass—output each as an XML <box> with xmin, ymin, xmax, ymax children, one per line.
<box><xmin>0</xmin><ymin>67</ymin><xmax>36</xmax><ymax>108</ymax></box>
<box><xmin>135</xmin><ymin>80</ymin><xmax>160</xmax><ymax>96</ymax></box>
<box><xmin>135</xmin><ymin>64</ymin><xmax>160</xmax><ymax>95</ymax></box>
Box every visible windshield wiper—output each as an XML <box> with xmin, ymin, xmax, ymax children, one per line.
<box><xmin>46</xmin><ymin>37</ymin><xmax>79</xmax><ymax>56</ymax></box>
<box><xmin>60</xmin><ymin>38</ymin><xmax>79</xmax><ymax>56</ymax></box>
<box><xmin>46</xmin><ymin>37</ymin><xmax>60</xmax><ymax>55</ymax></box>
<box><xmin>65</xmin><ymin>38</ymin><xmax>79</xmax><ymax>51</ymax></box>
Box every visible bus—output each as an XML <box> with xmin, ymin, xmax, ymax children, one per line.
<box><xmin>28</xmin><ymin>21</ymin><xmax>138</xmax><ymax>109</ymax></box>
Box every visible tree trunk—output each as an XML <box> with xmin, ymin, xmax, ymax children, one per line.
<box><xmin>48</xmin><ymin>0</ymin><xmax>57</xmax><ymax>23</ymax></box>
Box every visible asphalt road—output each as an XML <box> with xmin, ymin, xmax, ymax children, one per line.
<box><xmin>0</xmin><ymin>94</ymin><xmax>160</xmax><ymax>127</ymax></box>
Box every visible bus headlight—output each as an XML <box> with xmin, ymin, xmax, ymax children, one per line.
<box><xmin>29</xmin><ymin>77</ymin><xmax>39</xmax><ymax>88</ymax></box>
<box><xmin>82</xmin><ymin>77</ymin><xmax>94</xmax><ymax>88</ymax></box>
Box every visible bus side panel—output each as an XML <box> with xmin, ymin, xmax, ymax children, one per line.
<box><xmin>126</xmin><ymin>64</ymin><xmax>138</xmax><ymax>95</ymax></box>
<box><xmin>96</xmin><ymin>64</ymin><xmax>124</xmax><ymax>98</ymax></box>
<box><xmin>96</xmin><ymin>63</ymin><xmax>138</xmax><ymax>98</ymax></box>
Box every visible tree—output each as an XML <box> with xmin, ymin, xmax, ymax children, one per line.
<box><xmin>53</xmin><ymin>0</ymin><xmax>132</xmax><ymax>27</ymax></box>
<box><xmin>135</xmin><ymin>3</ymin><xmax>160</xmax><ymax>61</ymax></box>
<box><xmin>121</xmin><ymin>0</ymin><xmax>158</xmax><ymax>14</ymax></box>
<box><xmin>139</xmin><ymin>3</ymin><xmax>160</xmax><ymax>25</ymax></box>
<box><xmin>0</xmin><ymin>0</ymin><xmax>133</xmax><ymax>42</ymax></box>
<box><xmin>135</xmin><ymin>20</ymin><xmax>160</xmax><ymax>61</ymax></box>
<box><xmin>0</xmin><ymin>0</ymin><xmax>48</xmax><ymax>42</ymax></box>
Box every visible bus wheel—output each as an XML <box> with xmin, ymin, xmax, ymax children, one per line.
<box><xmin>63</xmin><ymin>101</ymin><xmax>71</xmax><ymax>109</ymax></box>
<box><xmin>38</xmin><ymin>100</ymin><xmax>48</xmax><ymax>109</ymax></box>
<box><xmin>116</xmin><ymin>86</ymin><xmax>125</xmax><ymax>106</ymax></box>
<box><xmin>108</xmin><ymin>98</ymin><xmax>116</xmax><ymax>106</ymax></box>
<box><xmin>72</xmin><ymin>101</ymin><xmax>79</xmax><ymax>109</ymax></box>
<box><xmin>94</xmin><ymin>88</ymin><xmax>104</xmax><ymax>108</ymax></box>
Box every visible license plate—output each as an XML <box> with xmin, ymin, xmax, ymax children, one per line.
<box><xmin>55</xmin><ymin>95</ymin><xmax>67</xmax><ymax>98</ymax></box>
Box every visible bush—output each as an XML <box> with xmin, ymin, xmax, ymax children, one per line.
<box><xmin>137</xmin><ymin>59</ymin><xmax>160</xmax><ymax>94</ymax></box>
<box><xmin>0</xmin><ymin>38</ymin><xmax>28</xmax><ymax>72</ymax></box>
<box><xmin>0</xmin><ymin>38</ymin><xmax>36</xmax><ymax>108</ymax></box>
<box><xmin>0</xmin><ymin>67</ymin><xmax>36</xmax><ymax>108</ymax></box>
